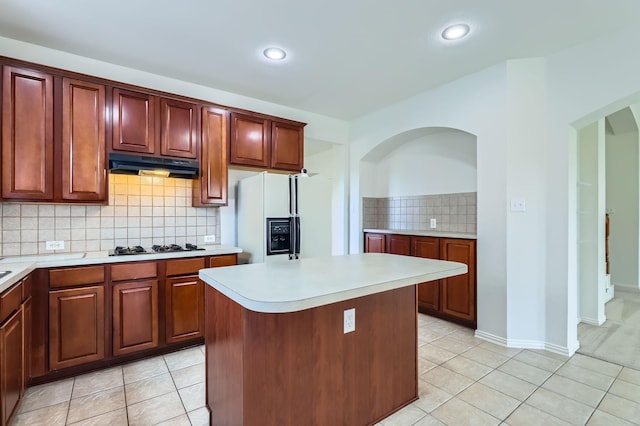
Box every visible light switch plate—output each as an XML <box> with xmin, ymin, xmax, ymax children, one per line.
<box><xmin>344</xmin><ymin>308</ymin><xmax>355</xmax><ymax>333</ymax></box>
<box><xmin>510</xmin><ymin>198</ymin><xmax>526</xmax><ymax>212</ymax></box>
<box><xmin>204</xmin><ymin>235</ymin><xmax>216</xmax><ymax>243</ymax></box>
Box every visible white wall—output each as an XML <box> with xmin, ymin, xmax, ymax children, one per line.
<box><xmin>606</xmin><ymin>125</ymin><xmax>640</xmax><ymax>290</ymax></box>
<box><xmin>363</xmin><ymin>130</ymin><xmax>476</xmax><ymax>198</ymax></box>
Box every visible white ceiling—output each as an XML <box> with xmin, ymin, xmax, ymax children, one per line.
<box><xmin>1</xmin><ymin>0</ymin><xmax>639</xmax><ymax>120</ymax></box>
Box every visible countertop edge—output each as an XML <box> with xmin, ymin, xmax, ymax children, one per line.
<box><xmin>199</xmin><ymin>254</ymin><xmax>467</xmax><ymax>313</ymax></box>
<box><xmin>363</xmin><ymin>228</ymin><xmax>477</xmax><ymax>239</ymax></box>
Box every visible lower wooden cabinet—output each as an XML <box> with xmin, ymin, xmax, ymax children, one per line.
<box><xmin>364</xmin><ymin>232</ymin><xmax>477</xmax><ymax>328</ymax></box>
<box><xmin>166</xmin><ymin>276</ymin><xmax>204</xmax><ymax>344</ymax></box>
<box><xmin>0</xmin><ymin>310</ymin><xmax>22</xmax><ymax>426</ymax></box>
<box><xmin>112</xmin><ymin>280</ymin><xmax>159</xmax><ymax>356</ymax></box>
<box><xmin>49</xmin><ymin>286</ymin><xmax>105</xmax><ymax>370</ymax></box>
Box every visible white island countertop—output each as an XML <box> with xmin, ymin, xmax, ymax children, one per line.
<box><xmin>199</xmin><ymin>253</ymin><xmax>467</xmax><ymax>313</ymax></box>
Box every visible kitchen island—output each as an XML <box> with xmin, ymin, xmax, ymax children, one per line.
<box><xmin>199</xmin><ymin>253</ymin><xmax>466</xmax><ymax>425</ymax></box>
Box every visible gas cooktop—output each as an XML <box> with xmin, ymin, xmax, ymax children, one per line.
<box><xmin>108</xmin><ymin>243</ymin><xmax>205</xmax><ymax>256</ymax></box>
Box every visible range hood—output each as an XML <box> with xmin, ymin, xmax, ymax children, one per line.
<box><xmin>108</xmin><ymin>153</ymin><xmax>199</xmax><ymax>179</ymax></box>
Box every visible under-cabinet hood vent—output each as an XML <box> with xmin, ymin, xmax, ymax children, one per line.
<box><xmin>108</xmin><ymin>153</ymin><xmax>199</xmax><ymax>179</ymax></box>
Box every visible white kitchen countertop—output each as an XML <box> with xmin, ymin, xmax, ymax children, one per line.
<box><xmin>0</xmin><ymin>244</ymin><xmax>242</xmax><ymax>294</ymax></box>
<box><xmin>199</xmin><ymin>253</ymin><xmax>467</xmax><ymax>313</ymax></box>
<box><xmin>364</xmin><ymin>228</ymin><xmax>477</xmax><ymax>239</ymax></box>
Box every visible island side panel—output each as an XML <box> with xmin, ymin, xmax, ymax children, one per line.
<box><xmin>205</xmin><ymin>286</ymin><xmax>245</xmax><ymax>426</ymax></box>
<box><xmin>204</xmin><ymin>285</ymin><xmax>417</xmax><ymax>425</ymax></box>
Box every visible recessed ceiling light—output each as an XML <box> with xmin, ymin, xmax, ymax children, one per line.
<box><xmin>441</xmin><ymin>24</ymin><xmax>470</xmax><ymax>41</ymax></box>
<box><xmin>263</xmin><ymin>47</ymin><xmax>287</xmax><ymax>61</ymax></box>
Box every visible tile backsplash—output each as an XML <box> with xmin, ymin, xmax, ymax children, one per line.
<box><xmin>362</xmin><ymin>192</ymin><xmax>477</xmax><ymax>233</ymax></box>
<box><xmin>0</xmin><ymin>174</ymin><xmax>220</xmax><ymax>256</ymax></box>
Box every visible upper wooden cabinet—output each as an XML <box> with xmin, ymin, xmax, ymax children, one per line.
<box><xmin>112</xmin><ymin>88</ymin><xmax>199</xmax><ymax>160</ymax></box>
<box><xmin>1</xmin><ymin>65</ymin><xmax>54</xmax><ymax>200</ymax></box>
<box><xmin>61</xmin><ymin>78</ymin><xmax>106</xmax><ymax>201</ymax></box>
<box><xmin>229</xmin><ymin>111</ymin><xmax>305</xmax><ymax>172</ymax></box>
<box><xmin>1</xmin><ymin>64</ymin><xmax>107</xmax><ymax>204</ymax></box>
<box><xmin>193</xmin><ymin>106</ymin><xmax>228</xmax><ymax>206</ymax></box>
<box><xmin>160</xmin><ymin>98</ymin><xmax>198</xmax><ymax>159</ymax></box>
<box><xmin>112</xmin><ymin>88</ymin><xmax>156</xmax><ymax>155</ymax></box>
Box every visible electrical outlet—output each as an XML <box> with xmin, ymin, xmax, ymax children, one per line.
<box><xmin>510</xmin><ymin>197</ymin><xmax>526</xmax><ymax>212</ymax></box>
<box><xmin>430</xmin><ymin>218</ymin><xmax>437</xmax><ymax>229</ymax></box>
<box><xmin>45</xmin><ymin>240</ymin><xmax>65</xmax><ymax>250</ymax></box>
<box><xmin>344</xmin><ymin>308</ymin><xmax>355</xmax><ymax>333</ymax></box>
<box><xmin>203</xmin><ymin>235</ymin><xmax>216</xmax><ymax>244</ymax></box>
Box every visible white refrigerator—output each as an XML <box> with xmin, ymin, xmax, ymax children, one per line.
<box><xmin>236</xmin><ymin>171</ymin><xmax>332</xmax><ymax>263</ymax></box>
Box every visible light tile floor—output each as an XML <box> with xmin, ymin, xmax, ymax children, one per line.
<box><xmin>12</xmin><ymin>314</ymin><xmax>640</xmax><ymax>425</ymax></box>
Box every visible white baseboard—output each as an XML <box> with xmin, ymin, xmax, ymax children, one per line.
<box><xmin>474</xmin><ymin>330</ymin><xmax>577</xmax><ymax>356</ymax></box>
<box><xmin>580</xmin><ymin>316</ymin><xmax>606</xmax><ymax>326</ymax></box>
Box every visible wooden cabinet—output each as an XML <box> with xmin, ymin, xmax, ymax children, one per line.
<box><xmin>1</xmin><ymin>65</ymin><xmax>54</xmax><ymax>201</ymax></box>
<box><xmin>110</xmin><ymin>257</ymin><xmax>159</xmax><ymax>358</ymax></box>
<box><xmin>61</xmin><ymin>78</ymin><xmax>107</xmax><ymax>201</ymax></box>
<box><xmin>160</xmin><ymin>98</ymin><xmax>198</xmax><ymax>159</ymax></box>
<box><xmin>49</xmin><ymin>286</ymin><xmax>105</xmax><ymax>370</ymax></box>
<box><xmin>229</xmin><ymin>111</ymin><xmax>305</xmax><ymax>172</ymax></box>
<box><xmin>1</xmin><ymin>64</ymin><xmax>106</xmax><ymax>203</ymax></box>
<box><xmin>364</xmin><ymin>233</ymin><xmax>386</xmax><ymax>253</ymax></box>
<box><xmin>412</xmin><ymin>237</ymin><xmax>441</xmax><ymax>312</ymax></box>
<box><xmin>112</xmin><ymin>88</ymin><xmax>199</xmax><ymax>161</ymax></box>
<box><xmin>194</xmin><ymin>106</ymin><xmax>228</xmax><ymax>206</ymax></box>
<box><xmin>387</xmin><ymin>234</ymin><xmax>411</xmax><ymax>255</ymax></box>
<box><xmin>112</xmin><ymin>88</ymin><xmax>156</xmax><ymax>154</ymax></box>
<box><xmin>48</xmin><ymin>266</ymin><xmax>106</xmax><ymax>370</ymax></box>
<box><xmin>363</xmin><ymin>232</ymin><xmax>477</xmax><ymax>328</ymax></box>
<box><xmin>440</xmin><ymin>239</ymin><xmax>476</xmax><ymax>323</ymax></box>
<box><xmin>0</xmin><ymin>310</ymin><xmax>22</xmax><ymax>426</ymax></box>
<box><xmin>270</xmin><ymin>120</ymin><xmax>304</xmax><ymax>171</ymax></box>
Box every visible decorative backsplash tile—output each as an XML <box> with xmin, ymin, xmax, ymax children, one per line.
<box><xmin>362</xmin><ymin>192</ymin><xmax>477</xmax><ymax>233</ymax></box>
<box><xmin>0</xmin><ymin>174</ymin><xmax>220</xmax><ymax>256</ymax></box>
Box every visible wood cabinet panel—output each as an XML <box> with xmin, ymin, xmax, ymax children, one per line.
<box><xmin>61</xmin><ymin>78</ymin><xmax>106</xmax><ymax>201</ymax></box>
<box><xmin>112</xmin><ymin>280</ymin><xmax>159</xmax><ymax>356</ymax></box>
<box><xmin>21</xmin><ymin>296</ymin><xmax>31</xmax><ymax>391</ymax></box>
<box><xmin>0</xmin><ymin>282</ymin><xmax>21</xmax><ymax>323</ymax></box>
<box><xmin>364</xmin><ymin>233</ymin><xmax>386</xmax><ymax>253</ymax></box>
<box><xmin>166</xmin><ymin>258</ymin><xmax>205</xmax><ymax>277</ymax></box>
<box><xmin>209</xmin><ymin>254</ymin><xmax>238</xmax><ymax>268</ymax></box>
<box><xmin>112</xmin><ymin>88</ymin><xmax>156</xmax><ymax>154</ymax></box>
<box><xmin>229</xmin><ymin>112</ymin><xmax>270</xmax><ymax>168</ymax></box>
<box><xmin>386</xmin><ymin>234</ymin><xmax>411</xmax><ymax>256</ymax></box>
<box><xmin>0</xmin><ymin>310</ymin><xmax>22</xmax><ymax>426</ymax></box>
<box><xmin>110</xmin><ymin>262</ymin><xmax>157</xmax><ymax>282</ymax></box>
<box><xmin>166</xmin><ymin>276</ymin><xmax>204</xmax><ymax>344</ymax></box>
<box><xmin>160</xmin><ymin>98</ymin><xmax>198</xmax><ymax>159</ymax></box>
<box><xmin>194</xmin><ymin>106</ymin><xmax>228</xmax><ymax>206</ymax></box>
<box><xmin>270</xmin><ymin>120</ymin><xmax>303</xmax><ymax>172</ymax></box>
<box><xmin>49</xmin><ymin>266</ymin><xmax>105</xmax><ymax>289</ymax></box>
<box><xmin>2</xmin><ymin>65</ymin><xmax>54</xmax><ymax>200</ymax></box>
<box><xmin>49</xmin><ymin>286</ymin><xmax>105</xmax><ymax>370</ymax></box>
<box><xmin>440</xmin><ymin>239</ymin><xmax>476</xmax><ymax>322</ymax></box>
<box><xmin>412</xmin><ymin>237</ymin><xmax>441</xmax><ymax>312</ymax></box>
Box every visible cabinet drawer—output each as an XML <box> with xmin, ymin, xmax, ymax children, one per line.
<box><xmin>49</xmin><ymin>266</ymin><xmax>105</xmax><ymax>289</ymax></box>
<box><xmin>0</xmin><ymin>281</ymin><xmax>22</xmax><ymax>323</ymax></box>
<box><xmin>209</xmin><ymin>254</ymin><xmax>237</xmax><ymax>268</ymax></box>
<box><xmin>166</xmin><ymin>258</ymin><xmax>205</xmax><ymax>277</ymax></box>
<box><xmin>111</xmin><ymin>262</ymin><xmax>157</xmax><ymax>282</ymax></box>
<box><xmin>22</xmin><ymin>274</ymin><xmax>33</xmax><ymax>300</ymax></box>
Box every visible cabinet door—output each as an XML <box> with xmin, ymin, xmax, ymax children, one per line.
<box><xmin>112</xmin><ymin>280</ymin><xmax>159</xmax><ymax>356</ymax></box>
<box><xmin>386</xmin><ymin>234</ymin><xmax>411</xmax><ymax>255</ymax></box>
<box><xmin>412</xmin><ymin>237</ymin><xmax>441</xmax><ymax>311</ymax></box>
<box><xmin>440</xmin><ymin>239</ymin><xmax>476</xmax><ymax>322</ymax></box>
<box><xmin>61</xmin><ymin>78</ymin><xmax>107</xmax><ymax>202</ymax></box>
<box><xmin>270</xmin><ymin>120</ymin><xmax>304</xmax><ymax>172</ymax></box>
<box><xmin>1</xmin><ymin>65</ymin><xmax>54</xmax><ymax>200</ymax></box>
<box><xmin>166</xmin><ymin>276</ymin><xmax>204</xmax><ymax>344</ymax></box>
<box><xmin>364</xmin><ymin>233</ymin><xmax>386</xmax><ymax>253</ymax></box>
<box><xmin>112</xmin><ymin>88</ymin><xmax>156</xmax><ymax>154</ymax></box>
<box><xmin>160</xmin><ymin>98</ymin><xmax>198</xmax><ymax>159</ymax></box>
<box><xmin>49</xmin><ymin>286</ymin><xmax>105</xmax><ymax>370</ymax></box>
<box><xmin>194</xmin><ymin>106</ymin><xmax>228</xmax><ymax>206</ymax></box>
<box><xmin>229</xmin><ymin>112</ymin><xmax>269</xmax><ymax>168</ymax></box>
<box><xmin>0</xmin><ymin>310</ymin><xmax>22</xmax><ymax>426</ymax></box>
